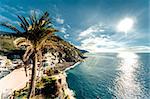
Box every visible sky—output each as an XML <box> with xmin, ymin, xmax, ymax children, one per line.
<box><xmin>0</xmin><ymin>0</ymin><xmax>149</xmax><ymax>52</ymax></box>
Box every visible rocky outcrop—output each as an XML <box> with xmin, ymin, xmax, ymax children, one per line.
<box><xmin>51</xmin><ymin>72</ymin><xmax>75</xmax><ymax>99</ymax></box>
<box><xmin>12</xmin><ymin>71</ymin><xmax>75</xmax><ymax>99</ymax></box>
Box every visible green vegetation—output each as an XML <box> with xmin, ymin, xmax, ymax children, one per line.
<box><xmin>0</xmin><ymin>11</ymin><xmax>83</xmax><ymax>99</ymax></box>
<box><xmin>14</xmin><ymin>76</ymin><xmax>59</xmax><ymax>99</ymax></box>
<box><xmin>44</xmin><ymin>35</ymin><xmax>83</xmax><ymax>62</ymax></box>
<box><xmin>1</xmin><ymin>12</ymin><xmax>59</xmax><ymax>98</ymax></box>
<box><xmin>0</xmin><ymin>36</ymin><xmax>16</xmax><ymax>52</ymax></box>
<box><xmin>45</xmin><ymin>67</ymin><xmax>60</xmax><ymax>76</ymax></box>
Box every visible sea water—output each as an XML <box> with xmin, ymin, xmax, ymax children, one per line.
<box><xmin>67</xmin><ymin>53</ymin><xmax>150</xmax><ymax>99</ymax></box>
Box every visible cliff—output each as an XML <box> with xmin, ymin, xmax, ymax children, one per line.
<box><xmin>13</xmin><ymin>71</ymin><xmax>75</xmax><ymax>99</ymax></box>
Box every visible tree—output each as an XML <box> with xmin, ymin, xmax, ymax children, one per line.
<box><xmin>0</xmin><ymin>12</ymin><xmax>58</xmax><ymax>98</ymax></box>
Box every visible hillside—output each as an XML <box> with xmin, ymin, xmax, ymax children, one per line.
<box><xmin>0</xmin><ymin>35</ymin><xmax>16</xmax><ymax>54</ymax></box>
<box><xmin>0</xmin><ymin>32</ymin><xmax>84</xmax><ymax>62</ymax></box>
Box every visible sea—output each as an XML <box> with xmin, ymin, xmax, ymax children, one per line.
<box><xmin>67</xmin><ymin>52</ymin><xmax>150</xmax><ymax>99</ymax></box>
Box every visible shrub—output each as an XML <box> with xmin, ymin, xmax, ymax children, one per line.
<box><xmin>14</xmin><ymin>76</ymin><xmax>59</xmax><ymax>98</ymax></box>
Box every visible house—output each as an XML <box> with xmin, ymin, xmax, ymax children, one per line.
<box><xmin>0</xmin><ymin>56</ymin><xmax>8</xmax><ymax>67</ymax></box>
<box><xmin>0</xmin><ymin>55</ymin><xmax>12</xmax><ymax>71</ymax></box>
<box><xmin>43</xmin><ymin>52</ymin><xmax>59</xmax><ymax>67</ymax></box>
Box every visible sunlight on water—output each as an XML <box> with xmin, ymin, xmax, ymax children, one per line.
<box><xmin>117</xmin><ymin>52</ymin><xmax>139</xmax><ymax>73</ymax></box>
<box><xmin>115</xmin><ymin>52</ymin><xmax>144</xmax><ymax>99</ymax></box>
<box><xmin>67</xmin><ymin>53</ymin><xmax>149</xmax><ymax>99</ymax></box>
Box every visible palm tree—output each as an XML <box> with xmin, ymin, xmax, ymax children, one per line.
<box><xmin>0</xmin><ymin>12</ymin><xmax>58</xmax><ymax>98</ymax></box>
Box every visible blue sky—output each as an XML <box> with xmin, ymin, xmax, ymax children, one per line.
<box><xmin>0</xmin><ymin>0</ymin><xmax>149</xmax><ymax>52</ymax></box>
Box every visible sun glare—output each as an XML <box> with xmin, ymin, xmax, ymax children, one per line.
<box><xmin>117</xmin><ymin>52</ymin><xmax>138</xmax><ymax>66</ymax></box>
<box><xmin>117</xmin><ymin>18</ymin><xmax>134</xmax><ymax>34</ymax></box>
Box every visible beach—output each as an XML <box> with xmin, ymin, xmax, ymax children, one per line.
<box><xmin>0</xmin><ymin>61</ymin><xmax>80</xmax><ymax>98</ymax></box>
<box><xmin>0</xmin><ymin>68</ymin><xmax>29</xmax><ymax>98</ymax></box>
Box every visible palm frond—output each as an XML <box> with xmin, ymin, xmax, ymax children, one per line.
<box><xmin>23</xmin><ymin>46</ymin><xmax>33</xmax><ymax>62</ymax></box>
<box><xmin>18</xmin><ymin>22</ymin><xmax>27</xmax><ymax>32</ymax></box>
<box><xmin>17</xmin><ymin>16</ymin><xmax>28</xmax><ymax>31</ymax></box>
<box><xmin>39</xmin><ymin>12</ymin><xmax>49</xmax><ymax>22</ymax></box>
<box><xmin>13</xmin><ymin>37</ymin><xmax>31</xmax><ymax>47</ymax></box>
<box><xmin>22</xmin><ymin>16</ymin><xmax>30</xmax><ymax>27</ymax></box>
<box><xmin>29</xmin><ymin>12</ymin><xmax>37</xmax><ymax>28</ymax></box>
<box><xmin>0</xmin><ymin>23</ymin><xmax>21</xmax><ymax>33</ymax></box>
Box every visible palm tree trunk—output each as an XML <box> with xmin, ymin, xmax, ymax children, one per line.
<box><xmin>27</xmin><ymin>52</ymin><xmax>38</xmax><ymax>98</ymax></box>
<box><xmin>24</xmin><ymin>64</ymin><xmax>28</xmax><ymax>77</ymax></box>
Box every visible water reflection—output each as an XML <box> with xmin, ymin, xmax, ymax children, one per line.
<box><xmin>115</xmin><ymin>52</ymin><xmax>144</xmax><ymax>99</ymax></box>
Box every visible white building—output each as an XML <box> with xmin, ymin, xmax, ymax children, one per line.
<box><xmin>0</xmin><ymin>55</ymin><xmax>12</xmax><ymax>71</ymax></box>
<box><xmin>43</xmin><ymin>52</ymin><xmax>60</xmax><ymax>68</ymax></box>
<box><xmin>0</xmin><ymin>56</ymin><xmax>8</xmax><ymax>67</ymax></box>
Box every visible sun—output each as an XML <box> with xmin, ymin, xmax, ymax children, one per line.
<box><xmin>117</xmin><ymin>18</ymin><xmax>134</xmax><ymax>34</ymax></box>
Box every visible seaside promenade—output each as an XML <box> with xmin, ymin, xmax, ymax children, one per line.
<box><xmin>0</xmin><ymin>68</ymin><xmax>29</xmax><ymax>98</ymax></box>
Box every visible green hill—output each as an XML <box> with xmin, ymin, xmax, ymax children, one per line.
<box><xmin>0</xmin><ymin>32</ymin><xmax>84</xmax><ymax>62</ymax></box>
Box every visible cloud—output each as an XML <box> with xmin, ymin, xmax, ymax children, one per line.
<box><xmin>0</xmin><ymin>4</ymin><xmax>26</xmax><ymax>20</ymax></box>
<box><xmin>55</xmin><ymin>17</ymin><xmax>64</xmax><ymax>24</ymax></box>
<box><xmin>78</xmin><ymin>24</ymin><xmax>123</xmax><ymax>52</ymax></box>
<box><xmin>80</xmin><ymin>36</ymin><xmax>123</xmax><ymax>52</ymax></box>
<box><xmin>66</xmin><ymin>24</ymin><xmax>71</xmax><ymax>28</ymax></box>
<box><xmin>64</xmin><ymin>34</ymin><xmax>70</xmax><ymax>39</ymax></box>
<box><xmin>0</xmin><ymin>15</ymin><xmax>17</xmax><ymax>24</ymax></box>
<box><xmin>117</xmin><ymin>46</ymin><xmax>150</xmax><ymax>53</ymax></box>
<box><xmin>30</xmin><ymin>9</ymin><xmax>42</xmax><ymax>17</ymax></box>
<box><xmin>78</xmin><ymin>24</ymin><xmax>105</xmax><ymax>40</ymax></box>
<box><xmin>60</xmin><ymin>27</ymin><xmax>67</xmax><ymax>33</ymax></box>
<box><xmin>1</xmin><ymin>5</ymin><xmax>25</xmax><ymax>15</ymax></box>
<box><xmin>78</xmin><ymin>23</ymin><xmax>150</xmax><ymax>52</ymax></box>
<box><xmin>0</xmin><ymin>15</ymin><xmax>12</xmax><ymax>22</ymax></box>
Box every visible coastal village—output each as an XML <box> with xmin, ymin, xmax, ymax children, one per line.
<box><xmin>0</xmin><ymin>52</ymin><xmax>81</xmax><ymax>98</ymax></box>
<box><xmin>0</xmin><ymin>12</ymin><xmax>85</xmax><ymax>99</ymax></box>
<box><xmin>0</xmin><ymin>0</ymin><xmax>149</xmax><ymax>99</ymax></box>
